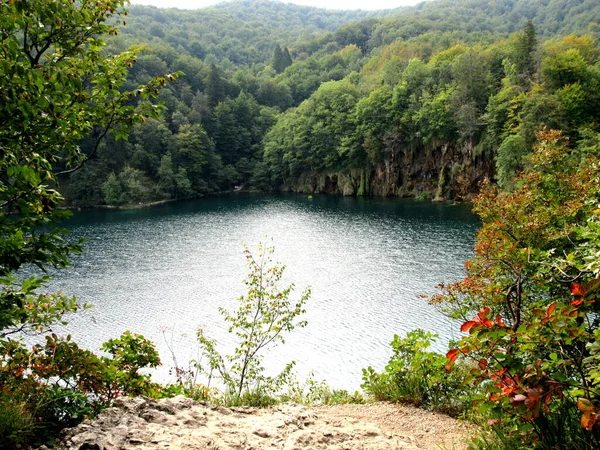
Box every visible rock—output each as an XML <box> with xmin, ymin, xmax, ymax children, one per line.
<box><xmin>57</xmin><ymin>398</ymin><xmax>473</xmax><ymax>450</ymax></box>
<box><xmin>253</xmin><ymin>426</ymin><xmax>276</xmax><ymax>438</ymax></box>
<box><xmin>78</xmin><ymin>444</ymin><xmax>101</xmax><ymax>450</ymax></box>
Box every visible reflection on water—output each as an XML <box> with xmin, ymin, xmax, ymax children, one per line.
<box><xmin>42</xmin><ymin>194</ymin><xmax>479</xmax><ymax>389</ymax></box>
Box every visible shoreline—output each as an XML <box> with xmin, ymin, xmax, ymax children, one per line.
<box><xmin>61</xmin><ymin>189</ymin><xmax>469</xmax><ymax>212</ymax></box>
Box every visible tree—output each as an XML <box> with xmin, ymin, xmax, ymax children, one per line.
<box><xmin>282</xmin><ymin>47</ymin><xmax>293</xmax><ymax>69</ymax></box>
<box><xmin>440</xmin><ymin>130</ymin><xmax>600</xmax><ymax>448</ymax></box>
<box><xmin>514</xmin><ymin>20</ymin><xmax>537</xmax><ymax>84</ymax></box>
<box><xmin>0</xmin><ymin>0</ymin><xmax>175</xmax><ymax>444</ymax></box>
<box><xmin>206</xmin><ymin>63</ymin><xmax>226</xmax><ymax>107</ymax></box>
<box><xmin>158</xmin><ymin>153</ymin><xmax>176</xmax><ymax>198</ymax></box>
<box><xmin>174</xmin><ymin>123</ymin><xmax>214</xmax><ymax>193</ymax></box>
<box><xmin>196</xmin><ymin>242</ymin><xmax>310</xmax><ymax>405</ymax></box>
<box><xmin>495</xmin><ymin>134</ymin><xmax>528</xmax><ymax>190</ymax></box>
<box><xmin>0</xmin><ymin>0</ymin><xmax>174</xmax><ymax>362</ymax></box>
<box><xmin>272</xmin><ymin>44</ymin><xmax>285</xmax><ymax>73</ymax></box>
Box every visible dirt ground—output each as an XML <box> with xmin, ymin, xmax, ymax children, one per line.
<box><xmin>59</xmin><ymin>396</ymin><xmax>476</xmax><ymax>449</ymax></box>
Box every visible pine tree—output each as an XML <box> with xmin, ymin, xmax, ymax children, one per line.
<box><xmin>272</xmin><ymin>44</ymin><xmax>285</xmax><ymax>73</ymax></box>
<box><xmin>206</xmin><ymin>64</ymin><xmax>226</xmax><ymax>107</ymax></box>
<box><xmin>282</xmin><ymin>47</ymin><xmax>293</xmax><ymax>71</ymax></box>
<box><xmin>515</xmin><ymin>20</ymin><xmax>537</xmax><ymax>83</ymax></box>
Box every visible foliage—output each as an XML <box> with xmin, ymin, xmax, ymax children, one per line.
<box><xmin>263</xmin><ymin>24</ymin><xmax>600</xmax><ymax>197</ymax></box>
<box><xmin>0</xmin><ymin>0</ymin><xmax>173</xmax><ymax>446</ymax></box>
<box><xmin>0</xmin><ymin>332</ymin><xmax>161</xmax><ymax>447</ymax></box>
<box><xmin>272</xmin><ymin>44</ymin><xmax>293</xmax><ymax>74</ymax></box>
<box><xmin>495</xmin><ymin>134</ymin><xmax>528</xmax><ymax>190</ymax></box>
<box><xmin>281</xmin><ymin>372</ymin><xmax>364</xmax><ymax>405</ymax></box>
<box><xmin>361</xmin><ymin>329</ymin><xmax>475</xmax><ymax>416</ymax></box>
<box><xmin>102</xmin><ymin>166</ymin><xmax>155</xmax><ymax>206</ymax></box>
<box><xmin>195</xmin><ymin>242</ymin><xmax>311</xmax><ymax>406</ymax></box>
<box><xmin>46</xmin><ymin>2</ymin><xmax>600</xmax><ymax>203</ymax></box>
<box><xmin>437</xmin><ymin>130</ymin><xmax>600</xmax><ymax>448</ymax></box>
<box><xmin>0</xmin><ymin>0</ymin><xmax>174</xmax><ymax>337</ymax></box>
<box><xmin>0</xmin><ymin>395</ymin><xmax>35</xmax><ymax>450</ymax></box>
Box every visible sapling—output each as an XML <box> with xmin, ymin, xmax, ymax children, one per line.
<box><xmin>196</xmin><ymin>241</ymin><xmax>311</xmax><ymax>405</ymax></box>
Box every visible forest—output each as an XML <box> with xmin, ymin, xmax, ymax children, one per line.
<box><xmin>3</xmin><ymin>1</ymin><xmax>600</xmax><ymax>449</ymax></box>
<box><xmin>62</xmin><ymin>0</ymin><xmax>600</xmax><ymax>206</ymax></box>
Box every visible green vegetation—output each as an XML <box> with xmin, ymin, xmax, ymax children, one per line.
<box><xmin>52</xmin><ymin>0</ymin><xmax>600</xmax><ymax>206</ymax></box>
<box><xmin>360</xmin><ymin>129</ymin><xmax>600</xmax><ymax>449</ymax></box>
<box><xmin>264</xmin><ymin>25</ymin><xmax>600</xmax><ymax>197</ymax></box>
<box><xmin>195</xmin><ymin>242</ymin><xmax>311</xmax><ymax>407</ymax></box>
<box><xmin>0</xmin><ymin>0</ymin><xmax>173</xmax><ymax>447</ymax></box>
<box><xmin>361</xmin><ymin>329</ymin><xmax>475</xmax><ymax>417</ymax></box>
<box><xmin>0</xmin><ymin>331</ymin><xmax>161</xmax><ymax>448</ymax></box>
<box><xmin>437</xmin><ymin>130</ymin><xmax>600</xmax><ymax>448</ymax></box>
<box><xmin>4</xmin><ymin>0</ymin><xmax>600</xmax><ymax>448</ymax></box>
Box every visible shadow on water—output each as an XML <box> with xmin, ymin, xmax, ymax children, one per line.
<box><xmin>66</xmin><ymin>193</ymin><xmax>478</xmax><ymax>227</ymax></box>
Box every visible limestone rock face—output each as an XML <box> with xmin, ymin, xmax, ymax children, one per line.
<box><xmin>282</xmin><ymin>142</ymin><xmax>493</xmax><ymax>200</ymax></box>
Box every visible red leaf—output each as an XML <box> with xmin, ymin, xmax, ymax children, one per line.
<box><xmin>547</xmin><ymin>303</ymin><xmax>556</xmax><ymax>316</ymax></box>
<box><xmin>495</xmin><ymin>315</ymin><xmax>506</xmax><ymax>327</ymax></box>
<box><xmin>571</xmin><ymin>299</ymin><xmax>584</xmax><ymax>306</ymax></box>
<box><xmin>478</xmin><ymin>358</ymin><xmax>488</xmax><ymax>370</ymax></box>
<box><xmin>478</xmin><ymin>307</ymin><xmax>491</xmax><ymax>319</ymax></box>
<box><xmin>461</xmin><ymin>321</ymin><xmax>477</xmax><ymax>333</ymax></box>
<box><xmin>570</xmin><ymin>283</ymin><xmax>586</xmax><ymax>297</ymax></box>
<box><xmin>482</xmin><ymin>318</ymin><xmax>494</xmax><ymax>327</ymax></box>
<box><xmin>581</xmin><ymin>411</ymin><xmax>597</xmax><ymax>430</ymax></box>
<box><xmin>446</xmin><ymin>348</ymin><xmax>460</xmax><ymax>365</ymax></box>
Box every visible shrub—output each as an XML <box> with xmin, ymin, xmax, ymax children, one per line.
<box><xmin>0</xmin><ymin>395</ymin><xmax>35</xmax><ymax>450</ymax></box>
<box><xmin>362</xmin><ymin>329</ymin><xmax>475</xmax><ymax>416</ymax></box>
<box><xmin>0</xmin><ymin>332</ymin><xmax>161</xmax><ymax>444</ymax></box>
<box><xmin>438</xmin><ymin>130</ymin><xmax>600</xmax><ymax>448</ymax></box>
<box><xmin>281</xmin><ymin>373</ymin><xmax>364</xmax><ymax>405</ymax></box>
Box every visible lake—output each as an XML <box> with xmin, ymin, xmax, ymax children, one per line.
<box><xmin>45</xmin><ymin>194</ymin><xmax>479</xmax><ymax>389</ymax></box>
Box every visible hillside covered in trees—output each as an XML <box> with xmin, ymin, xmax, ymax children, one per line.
<box><xmin>62</xmin><ymin>0</ymin><xmax>600</xmax><ymax>206</ymax></box>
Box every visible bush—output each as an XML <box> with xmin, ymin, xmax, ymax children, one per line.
<box><xmin>0</xmin><ymin>332</ymin><xmax>161</xmax><ymax>445</ymax></box>
<box><xmin>362</xmin><ymin>329</ymin><xmax>475</xmax><ymax>416</ymax></box>
<box><xmin>281</xmin><ymin>373</ymin><xmax>364</xmax><ymax>405</ymax></box>
<box><xmin>438</xmin><ymin>130</ymin><xmax>600</xmax><ymax>448</ymax></box>
<box><xmin>0</xmin><ymin>395</ymin><xmax>35</xmax><ymax>450</ymax></box>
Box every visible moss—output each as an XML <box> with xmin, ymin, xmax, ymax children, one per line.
<box><xmin>357</xmin><ymin>170</ymin><xmax>366</xmax><ymax>196</ymax></box>
<box><xmin>435</xmin><ymin>165</ymin><xmax>448</xmax><ymax>200</ymax></box>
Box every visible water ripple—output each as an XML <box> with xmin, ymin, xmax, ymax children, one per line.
<box><xmin>42</xmin><ymin>194</ymin><xmax>478</xmax><ymax>389</ymax></box>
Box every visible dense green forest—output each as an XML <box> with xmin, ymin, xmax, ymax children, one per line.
<box><xmin>62</xmin><ymin>0</ymin><xmax>600</xmax><ymax>208</ymax></box>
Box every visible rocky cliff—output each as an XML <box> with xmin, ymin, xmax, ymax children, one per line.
<box><xmin>283</xmin><ymin>144</ymin><xmax>493</xmax><ymax>201</ymax></box>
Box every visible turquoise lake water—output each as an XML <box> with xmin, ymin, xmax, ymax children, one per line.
<box><xmin>44</xmin><ymin>194</ymin><xmax>479</xmax><ymax>389</ymax></box>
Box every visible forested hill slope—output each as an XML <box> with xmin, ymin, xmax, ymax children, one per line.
<box><xmin>299</xmin><ymin>0</ymin><xmax>600</xmax><ymax>55</ymax></box>
<box><xmin>394</xmin><ymin>0</ymin><xmax>600</xmax><ymax>36</ymax></box>
<box><xmin>64</xmin><ymin>0</ymin><xmax>600</xmax><ymax>207</ymax></box>
<box><xmin>212</xmin><ymin>0</ymin><xmax>390</xmax><ymax>31</ymax></box>
<box><xmin>124</xmin><ymin>0</ymin><xmax>600</xmax><ymax>67</ymax></box>
<box><xmin>124</xmin><ymin>1</ymin><xmax>390</xmax><ymax>65</ymax></box>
